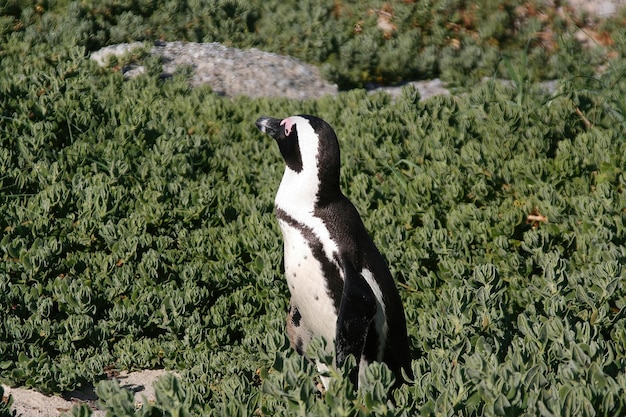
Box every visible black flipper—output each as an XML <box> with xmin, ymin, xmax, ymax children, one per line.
<box><xmin>335</xmin><ymin>257</ymin><xmax>378</xmax><ymax>371</ymax></box>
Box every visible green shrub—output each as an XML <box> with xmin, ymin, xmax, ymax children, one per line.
<box><xmin>2</xmin><ymin>0</ymin><xmax>624</xmax><ymax>88</ymax></box>
<box><xmin>1</xmin><ymin>1</ymin><xmax>626</xmax><ymax>416</ymax></box>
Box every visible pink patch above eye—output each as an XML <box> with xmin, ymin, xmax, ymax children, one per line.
<box><xmin>280</xmin><ymin>117</ymin><xmax>296</xmax><ymax>136</ymax></box>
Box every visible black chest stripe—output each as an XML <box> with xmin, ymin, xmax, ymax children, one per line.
<box><xmin>275</xmin><ymin>208</ymin><xmax>344</xmax><ymax>311</ymax></box>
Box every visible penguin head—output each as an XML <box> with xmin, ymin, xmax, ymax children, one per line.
<box><xmin>256</xmin><ymin>115</ymin><xmax>341</xmax><ymax>202</ymax></box>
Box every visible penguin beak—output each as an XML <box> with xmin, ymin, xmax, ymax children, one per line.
<box><xmin>255</xmin><ymin>116</ymin><xmax>283</xmax><ymax>140</ymax></box>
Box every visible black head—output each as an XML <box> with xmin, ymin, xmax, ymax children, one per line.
<box><xmin>255</xmin><ymin>115</ymin><xmax>341</xmax><ymax>202</ymax></box>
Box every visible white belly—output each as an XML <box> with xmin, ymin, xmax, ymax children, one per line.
<box><xmin>279</xmin><ymin>219</ymin><xmax>339</xmax><ymax>347</ymax></box>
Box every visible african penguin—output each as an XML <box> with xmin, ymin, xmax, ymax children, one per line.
<box><xmin>255</xmin><ymin>114</ymin><xmax>413</xmax><ymax>389</ymax></box>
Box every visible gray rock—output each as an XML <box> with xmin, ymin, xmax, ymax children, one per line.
<box><xmin>565</xmin><ymin>0</ymin><xmax>625</xmax><ymax>18</ymax></box>
<box><xmin>91</xmin><ymin>41</ymin><xmax>338</xmax><ymax>99</ymax></box>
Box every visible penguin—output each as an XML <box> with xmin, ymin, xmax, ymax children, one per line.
<box><xmin>255</xmin><ymin>114</ymin><xmax>413</xmax><ymax>389</ymax></box>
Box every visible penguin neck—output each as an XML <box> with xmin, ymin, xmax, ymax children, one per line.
<box><xmin>275</xmin><ymin>165</ymin><xmax>341</xmax><ymax>219</ymax></box>
<box><xmin>315</xmin><ymin>168</ymin><xmax>341</xmax><ymax>207</ymax></box>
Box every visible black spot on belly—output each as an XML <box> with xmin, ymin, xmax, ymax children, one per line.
<box><xmin>314</xmin><ymin>295</ymin><xmax>319</xmax><ymax>301</ymax></box>
<box><xmin>291</xmin><ymin>305</ymin><xmax>302</xmax><ymax>327</ymax></box>
<box><xmin>295</xmin><ymin>337</ymin><xmax>304</xmax><ymax>355</ymax></box>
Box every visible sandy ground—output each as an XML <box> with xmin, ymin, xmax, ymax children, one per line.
<box><xmin>2</xmin><ymin>370</ymin><xmax>171</xmax><ymax>417</ymax></box>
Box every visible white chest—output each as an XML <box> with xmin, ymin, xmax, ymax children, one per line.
<box><xmin>279</xmin><ymin>219</ymin><xmax>340</xmax><ymax>344</ymax></box>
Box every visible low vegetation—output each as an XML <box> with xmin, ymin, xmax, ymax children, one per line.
<box><xmin>1</xmin><ymin>0</ymin><xmax>625</xmax><ymax>416</ymax></box>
